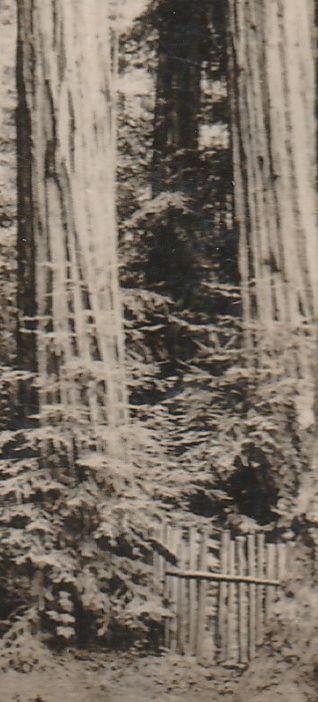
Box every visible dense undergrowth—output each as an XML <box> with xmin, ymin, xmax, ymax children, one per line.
<box><xmin>0</xmin><ymin>332</ymin><xmax>314</xmax><ymax>654</ymax></box>
<box><xmin>0</xmin><ymin>368</ymin><xmax>168</xmax><ymax>649</ymax></box>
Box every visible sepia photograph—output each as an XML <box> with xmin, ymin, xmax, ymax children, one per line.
<box><xmin>0</xmin><ymin>1</ymin><xmax>317</xmax><ymax>700</ymax></box>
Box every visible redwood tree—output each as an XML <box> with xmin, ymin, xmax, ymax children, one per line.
<box><xmin>228</xmin><ymin>0</ymin><xmax>317</xmax><ymax>427</ymax></box>
<box><xmin>146</xmin><ymin>0</ymin><xmax>206</xmax><ymax>301</ymax></box>
<box><xmin>228</xmin><ymin>0</ymin><xmax>318</xmax><ymax>519</ymax></box>
<box><xmin>17</xmin><ymin>0</ymin><xmax>128</xmax><ymax>461</ymax></box>
<box><xmin>4</xmin><ymin>0</ymin><xmax>140</xmax><ymax>644</ymax></box>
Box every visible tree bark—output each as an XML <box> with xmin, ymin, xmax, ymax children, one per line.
<box><xmin>0</xmin><ymin>1</ymin><xmax>17</xmax><ymax>370</ymax></box>
<box><xmin>228</xmin><ymin>0</ymin><xmax>317</xmax><ymax>420</ymax></box>
<box><xmin>147</xmin><ymin>1</ymin><xmax>205</xmax><ymax>303</ymax></box>
<box><xmin>17</xmin><ymin>0</ymin><xmax>128</xmax><ymax>458</ymax></box>
<box><xmin>152</xmin><ymin>0</ymin><xmax>203</xmax><ymax>197</ymax></box>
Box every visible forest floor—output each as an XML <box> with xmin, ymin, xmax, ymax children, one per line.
<box><xmin>1</xmin><ymin>643</ymin><xmax>316</xmax><ymax>702</ymax></box>
<box><xmin>0</xmin><ymin>647</ymin><xmax>242</xmax><ymax>702</ymax></box>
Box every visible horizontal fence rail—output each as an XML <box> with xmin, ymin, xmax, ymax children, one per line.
<box><xmin>152</xmin><ymin>521</ymin><xmax>287</xmax><ymax>664</ymax></box>
<box><xmin>165</xmin><ymin>569</ymin><xmax>280</xmax><ymax>586</ymax></box>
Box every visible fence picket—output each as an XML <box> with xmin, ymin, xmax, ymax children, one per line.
<box><xmin>227</xmin><ymin>538</ymin><xmax>236</xmax><ymax>662</ymax></box>
<box><xmin>265</xmin><ymin>542</ymin><xmax>276</xmax><ymax>624</ymax></box>
<box><xmin>277</xmin><ymin>542</ymin><xmax>287</xmax><ymax>582</ymax></box>
<box><xmin>153</xmin><ymin>521</ymin><xmax>285</xmax><ymax>665</ymax></box>
<box><xmin>247</xmin><ymin>534</ymin><xmax>256</xmax><ymax>659</ymax></box>
<box><xmin>189</xmin><ymin>526</ymin><xmax>198</xmax><ymax>654</ymax></box>
<box><xmin>218</xmin><ymin>530</ymin><xmax>230</xmax><ymax>661</ymax></box>
<box><xmin>169</xmin><ymin>526</ymin><xmax>179</xmax><ymax>653</ymax></box>
<box><xmin>181</xmin><ymin>536</ymin><xmax>189</xmax><ymax>654</ymax></box>
<box><xmin>236</xmin><ymin>536</ymin><xmax>248</xmax><ymax>664</ymax></box>
<box><xmin>256</xmin><ymin>533</ymin><xmax>265</xmax><ymax>646</ymax></box>
<box><xmin>177</xmin><ymin>530</ymin><xmax>188</xmax><ymax>653</ymax></box>
<box><xmin>196</xmin><ymin>530</ymin><xmax>208</xmax><ymax>660</ymax></box>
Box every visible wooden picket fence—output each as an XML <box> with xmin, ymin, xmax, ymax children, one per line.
<box><xmin>152</xmin><ymin>521</ymin><xmax>287</xmax><ymax>664</ymax></box>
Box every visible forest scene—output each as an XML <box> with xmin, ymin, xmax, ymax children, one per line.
<box><xmin>0</xmin><ymin>0</ymin><xmax>317</xmax><ymax>700</ymax></box>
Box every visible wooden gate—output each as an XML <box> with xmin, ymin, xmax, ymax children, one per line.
<box><xmin>152</xmin><ymin>521</ymin><xmax>287</xmax><ymax>664</ymax></box>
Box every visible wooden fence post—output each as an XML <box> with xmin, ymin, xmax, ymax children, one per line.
<box><xmin>176</xmin><ymin>528</ymin><xmax>187</xmax><ymax>653</ymax></box>
<box><xmin>236</xmin><ymin>535</ymin><xmax>248</xmax><ymax>664</ymax></box>
<box><xmin>218</xmin><ymin>530</ymin><xmax>230</xmax><ymax>661</ymax></box>
<box><xmin>247</xmin><ymin>534</ymin><xmax>256</xmax><ymax>659</ymax></box>
<box><xmin>170</xmin><ymin>525</ymin><xmax>179</xmax><ymax>653</ymax></box>
<box><xmin>277</xmin><ymin>542</ymin><xmax>287</xmax><ymax>582</ymax></box>
<box><xmin>265</xmin><ymin>542</ymin><xmax>276</xmax><ymax>623</ymax></box>
<box><xmin>227</xmin><ymin>538</ymin><xmax>236</xmax><ymax>662</ymax></box>
<box><xmin>153</xmin><ymin>523</ymin><xmax>285</xmax><ymax>663</ymax></box>
<box><xmin>256</xmin><ymin>533</ymin><xmax>265</xmax><ymax>646</ymax></box>
<box><xmin>189</xmin><ymin>526</ymin><xmax>198</xmax><ymax>655</ymax></box>
<box><xmin>196</xmin><ymin>530</ymin><xmax>208</xmax><ymax>660</ymax></box>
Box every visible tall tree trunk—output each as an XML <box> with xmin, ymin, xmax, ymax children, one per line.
<box><xmin>17</xmin><ymin>0</ymin><xmax>128</xmax><ymax>460</ymax></box>
<box><xmin>228</xmin><ymin>0</ymin><xmax>317</xmax><ymax>425</ymax></box>
<box><xmin>152</xmin><ymin>0</ymin><xmax>202</xmax><ymax>197</ymax></box>
<box><xmin>0</xmin><ymin>0</ymin><xmax>16</xmax><ymax>372</ymax></box>
<box><xmin>147</xmin><ymin>0</ymin><xmax>204</xmax><ymax>302</ymax></box>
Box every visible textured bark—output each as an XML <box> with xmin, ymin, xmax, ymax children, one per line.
<box><xmin>0</xmin><ymin>1</ymin><xmax>17</xmax><ymax>368</ymax></box>
<box><xmin>228</xmin><ymin>0</ymin><xmax>317</xmax><ymax>405</ymax></box>
<box><xmin>152</xmin><ymin>1</ymin><xmax>203</xmax><ymax>197</ymax></box>
<box><xmin>17</xmin><ymin>3</ymin><xmax>37</xmax><ymax>410</ymax></box>
<box><xmin>17</xmin><ymin>0</ymin><xmax>128</xmax><ymax>457</ymax></box>
<box><xmin>147</xmin><ymin>1</ymin><xmax>207</xmax><ymax>304</ymax></box>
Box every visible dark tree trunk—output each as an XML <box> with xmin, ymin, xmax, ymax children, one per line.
<box><xmin>16</xmin><ymin>4</ymin><xmax>38</xmax><ymax>413</ymax></box>
<box><xmin>148</xmin><ymin>1</ymin><xmax>206</xmax><ymax>304</ymax></box>
<box><xmin>152</xmin><ymin>1</ymin><xmax>203</xmax><ymax>197</ymax></box>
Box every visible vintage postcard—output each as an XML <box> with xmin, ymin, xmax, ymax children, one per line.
<box><xmin>0</xmin><ymin>1</ymin><xmax>316</xmax><ymax>700</ymax></box>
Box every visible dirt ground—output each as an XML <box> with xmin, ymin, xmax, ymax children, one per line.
<box><xmin>0</xmin><ymin>647</ymin><xmax>241</xmax><ymax>702</ymax></box>
<box><xmin>1</xmin><ymin>639</ymin><xmax>317</xmax><ymax>702</ymax></box>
